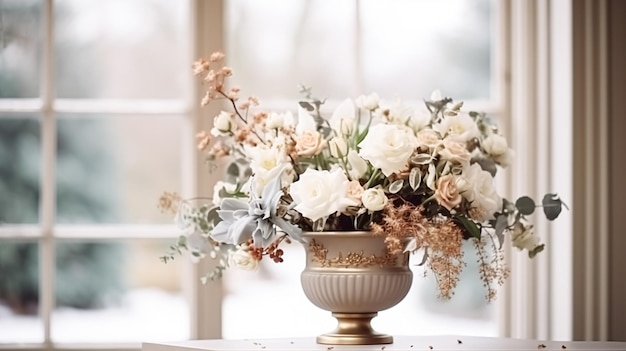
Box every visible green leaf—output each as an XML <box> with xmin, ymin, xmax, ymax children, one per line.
<box><xmin>528</xmin><ymin>244</ymin><xmax>545</xmax><ymax>258</ymax></box>
<box><xmin>542</xmin><ymin>193</ymin><xmax>563</xmax><ymax>220</ymax></box>
<box><xmin>455</xmin><ymin>215</ymin><xmax>481</xmax><ymax>239</ymax></box>
<box><xmin>515</xmin><ymin>196</ymin><xmax>536</xmax><ymax>215</ymax></box>
<box><xmin>298</xmin><ymin>101</ymin><xmax>315</xmax><ymax>111</ymax></box>
<box><xmin>494</xmin><ymin>215</ymin><xmax>508</xmax><ymax>249</ymax></box>
<box><xmin>226</xmin><ymin>162</ymin><xmax>240</xmax><ymax>178</ymax></box>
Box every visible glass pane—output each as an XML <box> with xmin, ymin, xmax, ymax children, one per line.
<box><xmin>226</xmin><ymin>0</ymin><xmax>357</xmax><ymax>101</ymax></box>
<box><xmin>0</xmin><ymin>0</ymin><xmax>41</xmax><ymax>98</ymax></box>
<box><xmin>360</xmin><ymin>0</ymin><xmax>493</xmax><ymax>100</ymax></box>
<box><xmin>0</xmin><ymin>116</ymin><xmax>40</xmax><ymax>224</ymax></box>
<box><xmin>223</xmin><ymin>241</ymin><xmax>331</xmax><ymax>339</ymax></box>
<box><xmin>52</xmin><ymin>239</ymin><xmax>189</xmax><ymax>343</ymax></box>
<box><xmin>56</xmin><ymin>115</ymin><xmax>182</xmax><ymax>224</ymax></box>
<box><xmin>54</xmin><ymin>0</ymin><xmax>188</xmax><ymax>99</ymax></box>
<box><xmin>226</xmin><ymin>0</ymin><xmax>493</xmax><ymax>102</ymax></box>
<box><xmin>0</xmin><ymin>241</ymin><xmax>43</xmax><ymax>343</ymax></box>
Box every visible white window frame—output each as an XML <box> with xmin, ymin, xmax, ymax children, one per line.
<box><xmin>0</xmin><ymin>0</ymin><xmax>199</xmax><ymax>350</ymax></box>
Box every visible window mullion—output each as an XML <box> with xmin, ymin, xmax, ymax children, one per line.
<box><xmin>40</xmin><ymin>0</ymin><xmax>56</xmax><ymax>347</ymax></box>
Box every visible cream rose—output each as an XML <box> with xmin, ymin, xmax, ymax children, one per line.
<box><xmin>416</xmin><ymin>128</ymin><xmax>442</xmax><ymax>150</ymax></box>
<box><xmin>458</xmin><ymin>163</ymin><xmax>500</xmax><ymax>221</ymax></box>
<box><xmin>296</xmin><ymin>131</ymin><xmax>327</xmax><ymax>157</ymax></box>
<box><xmin>439</xmin><ymin>137</ymin><xmax>471</xmax><ymax>165</ymax></box>
<box><xmin>511</xmin><ymin>222</ymin><xmax>544</xmax><ymax>255</ymax></box>
<box><xmin>229</xmin><ymin>247</ymin><xmax>259</xmax><ymax>271</ymax></box>
<box><xmin>346</xmin><ymin>180</ymin><xmax>364</xmax><ymax>205</ymax></box>
<box><xmin>434</xmin><ymin>113</ymin><xmax>480</xmax><ymax>141</ymax></box>
<box><xmin>435</xmin><ymin>175</ymin><xmax>462</xmax><ymax>211</ymax></box>
<box><xmin>361</xmin><ymin>187</ymin><xmax>388</xmax><ymax>212</ymax></box>
<box><xmin>358</xmin><ymin>124</ymin><xmax>418</xmax><ymax>177</ymax></box>
<box><xmin>289</xmin><ymin>168</ymin><xmax>354</xmax><ymax>221</ymax></box>
<box><xmin>482</xmin><ymin>134</ymin><xmax>508</xmax><ymax>156</ymax></box>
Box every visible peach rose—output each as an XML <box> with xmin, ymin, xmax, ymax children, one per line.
<box><xmin>296</xmin><ymin>131</ymin><xmax>326</xmax><ymax>156</ymax></box>
<box><xmin>439</xmin><ymin>137</ymin><xmax>471</xmax><ymax>164</ymax></box>
<box><xmin>435</xmin><ymin>175</ymin><xmax>462</xmax><ymax>211</ymax></box>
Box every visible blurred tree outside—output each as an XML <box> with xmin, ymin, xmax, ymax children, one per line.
<box><xmin>0</xmin><ymin>1</ymin><xmax>127</xmax><ymax>315</ymax></box>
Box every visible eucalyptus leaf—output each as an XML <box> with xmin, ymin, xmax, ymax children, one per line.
<box><xmin>542</xmin><ymin>193</ymin><xmax>563</xmax><ymax>220</ymax></box>
<box><xmin>529</xmin><ymin>243</ymin><xmax>545</xmax><ymax>258</ymax></box>
<box><xmin>494</xmin><ymin>215</ymin><xmax>508</xmax><ymax>249</ymax></box>
<box><xmin>515</xmin><ymin>196</ymin><xmax>536</xmax><ymax>215</ymax></box>
<box><xmin>226</xmin><ymin>162</ymin><xmax>240</xmax><ymax>178</ymax></box>
<box><xmin>298</xmin><ymin>101</ymin><xmax>315</xmax><ymax>111</ymax></box>
<box><xmin>388</xmin><ymin>179</ymin><xmax>404</xmax><ymax>194</ymax></box>
<box><xmin>455</xmin><ymin>215</ymin><xmax>481</xmax><ymax>239</ymax></box>
<box><xmin>409</xmin><ymin>167</ymin><xmax>422</xmax><ymax>190</ymax></box>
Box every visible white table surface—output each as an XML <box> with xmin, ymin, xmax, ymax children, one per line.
<box><xmin>143</xmin><ymin>335</ymin><xmax>626</xmax><ymax>351</ymax></box>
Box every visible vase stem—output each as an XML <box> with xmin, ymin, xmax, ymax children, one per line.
<box><xmin>316</xmin><ymin>312</ymin><xmax>393</xmax><ymax>345</ymax></box>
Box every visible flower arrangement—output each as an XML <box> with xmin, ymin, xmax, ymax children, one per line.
<box><xmin>159</xmin><ymin>52</ymin><xmax>565</xmax><ymax>300</ymax></box>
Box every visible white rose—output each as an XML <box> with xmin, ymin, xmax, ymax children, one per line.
<box><xmin>494</xmin><ymin>149</ymin><xmax>514</xmax><ymax>167</ymax></box>
<box><xmin>482</xmin><ymin>133</ymin><xmax>508</xmax><ymax>156</ymax></box>
<box><xmin>329</xmin><ymin>136</ymin><xmax>349</xmax><ymax>158</ymax></box>
<box><xmin>434</xmin><ymin>113</ymin><xmax>480</xmax><ymax>141</ymax></box>
<box><xmin>266</xmin><ymin>112</ymin><xmax>285</xmax><ymax>129</ymax></box>
<box><xmin>211</xmin><ymin>111</ymin><xmax>233</xmax><ymax>136</ymax></box>
<box><xmin>361</xmin><ymin>187</ymin><xmax>388</xmax><ymax>212</ymax></box>
<box><xmin>347</xmin><ymin>150</ymin><xmax>368</xmax><ymax>180</ymax></box>
<box><xmin>373</xmin><ymin>99</ymin><xmax>412</xmax><ymax>126</ymax></box>
<box><xmin>359</xmin><ymin>124</ymin><xmax>418</xmax><ymax>177</ymax></box>
<box><xmin>355</xmin><ymin>93</ymin><xmax>380</xmax><ymax>111</ymax></box>
<box><xmin>458</xmin><ymin>163</ymin><xmax>501</xmax><ymax>221</ymax></box>
<box><xmin>289</xmin><ymin>168</ymin><xmax>355</xmax><ymax>221</ymax></box>
<box><xmin>229</xmin><ymin>247</ymin><xmax>259</xmax><ymax>271</ymax></box>
<box><xmin>511</xmin><ymin>222</ymin><xmax>543</xmax><ymax>254</ymax></box>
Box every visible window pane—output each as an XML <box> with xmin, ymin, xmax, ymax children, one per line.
<box><xmin>0</xmin><ymin>0</ymin><xmax>41</xmax><ymax>98</ymax></box>
<box><xmin>56</xmin><ymin>115</ymin><xmax>182</xmax><ymax>224</ymax></box>
<box><xmin>0</xmin><ymin>241</ymin><xmax>43</xmax><ymax>343</ymax></box>
<box><xmin>226</xmin><ymin>0</ymin><xmax>357</xmax><ymax>101</ymax></box>
<box><xmin>360</xmin><ymin>0</ymin><xmax>493</xmax><ymax>100</ymax></box>
<box><xmin>226</xmin><ymin>0</ymin><xmax>493</xmax><ymax>102</ymax></box>
<box><xmin>52</xmin><ymin>239</ymin><xmax>189</xmax><ymax>343</ymax></box>
<box><xmin>54</xmin><ymin>0</ymin><xmax>188</xmax><ymax>99</ymax></box>
<box><xmin>223</xmin><ymin>241</ymin><xmax>331</xmax><ymax>339</ymax></box>
<box><xmin>0</xmin><ymin>116</ymin><xmax>40</xmax><ymax>224</ymax></box>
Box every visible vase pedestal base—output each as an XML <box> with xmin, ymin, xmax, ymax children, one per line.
<box><xmin>316</xmin><ymin>312</ymin><xmax>393</xmax><ymax>345</ymax></box>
